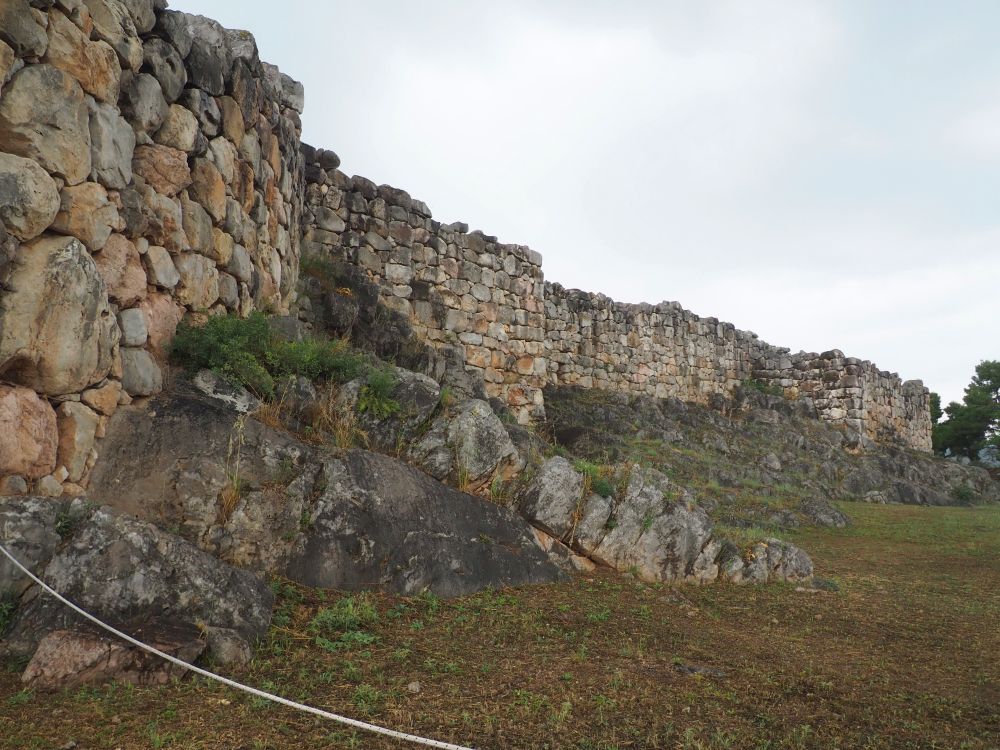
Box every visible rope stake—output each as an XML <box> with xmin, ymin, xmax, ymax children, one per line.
<box><xmin>0</xmin><ymin>541</ymin><xmax>475</xmax><ymax>750</ymax></box>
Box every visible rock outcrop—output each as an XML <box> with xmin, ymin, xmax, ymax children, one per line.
<box><xmin>86</xmin><ymin>386</ymin><xmax>563</xmax><ymax>595</ymax></box>
<box><xmin>0</xmin><ymin>497</ymin><xmax>274</xmax><ymax>674</ymax></box>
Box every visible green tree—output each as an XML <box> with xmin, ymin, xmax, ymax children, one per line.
<box><xmin>932</xmin><ymin>360</ymin><xmax>1000</xmax><ymax>458</ymax></box>
<box><xmin>929</xmin><ymin>392</ymin><xmax>942</xmax><ymax>425</ymax></box>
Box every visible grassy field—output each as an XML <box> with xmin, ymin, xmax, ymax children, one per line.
<box><xmin>1</xmin><ymin>502</ymin><xmax>997</xmax><ymax>750</ymax></box>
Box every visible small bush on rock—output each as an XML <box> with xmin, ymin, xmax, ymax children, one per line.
<box><xmin>357</xmin><ymin>367</ymin><xmax>400</xmax><ymax>419</ymax></box>
<box><xmin>171</xmin><ymin>312</ymin><xmax>365</xmax><ymax>398</ymax></box>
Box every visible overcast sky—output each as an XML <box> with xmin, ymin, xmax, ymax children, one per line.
<box><xmin>173</xmin><ymin>0</ymin><xmax>999</xmax><ymax>406</ymax></box>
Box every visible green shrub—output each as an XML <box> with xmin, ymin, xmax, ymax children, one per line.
<box><xmin>951</xmin><ymin>483</ymin><xmax>976</xmax><ymax>503</ymax></box>
<box><xmin>170</xmin><ymin>312</ymin><xmax>365</xmax><ymax>398</ymax></box>
<box><xmin>309</xmin><ymin>596</ymin><xmax>379</xmax><ymax>635</ymax></box>
<box><xmin>741</xmin><ymin>378</ymin><xmax>784</xmax><ymax>398</ymax></box>
<box><xmin>574</xmin><ymin>459</ymin><xmax>615</xmax><ymax>498</ymax></box>
<box><xmin>357</xmin><ymin>367</ymin><xmax>400</xmax><ymax>419</ymax></box>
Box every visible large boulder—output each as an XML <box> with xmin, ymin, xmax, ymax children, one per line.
<box><xmin>409</xmin><ymin>398</ymin><xmax>520</xmax><ymax>488</ymax></box>
<box><xmin>0</xmin><ymin>385</ymin><xmax>57</xmax><ymax>480</ymax></box>
<box><xmin>51</xmin><ymin>181</ymin><xmax>122</xmax><ymax>252</ymax></box>
<box><xmin>43</xmin><ymin>7</ymin><xmax>122</xmax><ymax>103</ymax></box>
<box><xmin>87</xmin><ymin>387</ymin><xmax>564</xmax><ymax>596</ymax></box>
<box><xmin>289</xmin><ymin>449</ymin><xmax>561</xmax><ymax>597</ymax></box>
<box><xmin>1</xmin><ymin>499</ymin><xmax>274</xmax><ymax>666</ymax></box>
<box><xmin>0</xmin><ymin>65</ymin><xmax>91</xmax><ymax>185</ymax></box>
<box><xmin>518</xmin><ymin>456</ymin><xmax>585</xmax><ymax>539</ymax></box>
<box><xmin>0</xmin><ymin>152</ymin><xmax>60</xmax><ymax>241</ymax></box>
<box><xmin>0</xmin><ymin>0</ymin><xmax>48</xmax><ymax>58</ymax></box>
<box><xmin>0</xmin><ymin>235</ymin><xmax>119</xmax><ymax>396</ymax></box>
<box><xmin>87</xmin><ymin>99</ymin><xmax>135</xmax><ymax>190</ymax></box>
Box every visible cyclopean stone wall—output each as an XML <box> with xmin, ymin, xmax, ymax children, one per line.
<box><xmin>300</xmin><ymin>146</ymin><xmax>931</xmax><ymax>451</ymax></box>
<box><xmin>547</xmin><ymin>285</ymin><xmax>933</xmax><ymax>452</ymax></box>
<box><xmin>0</xmin><ymin>1</ymin><xmax>304</xmax><ymax>498</ymax></box>
<box><xmin>299</xmin><ymin>152</ymin><xmax>548</xmax><ymax>421</ymax></box>
<box><xmin>0</xmin><ymin>1</ymin><xmax>932</xmax><ymax>504</ymax></box>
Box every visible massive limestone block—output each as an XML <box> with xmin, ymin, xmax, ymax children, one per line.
<box><xmin>118</xmin><ymin>71</ymin><xmax>168</xmax><ymax>135</ymax></box>
<box><xmin>142</xmin><ymin>244</ymin><xmax>179</xmax><ymax>289</ymax></box>
<box><xmin>120</xmin><ymin>347</ymin><xmax>162</xmax><ymax>396</ymax></box>
<box><xmin>50</xmin><ymin>181</ymin><xmax>122</xmax><ymax>252</ymax></box>
<box><xmin>154</xmin><ymin>104</ymin><xmax>202</xmax><ymax>154</ymax></box>
<box><xmin>132</xmin><ymin>144</ymin><xmax>191</xmax><ymax>197</ymax></box>
<box><xmin>87</xmin><ymin>99</ymin><xmax>135</xmax><ymax>190</ymax></box>
<box><xmin>0</xmin><ymin>152</ymin><xmax>60</xmax><ymax>241</ymax></box>
<box><xmin>174</xmin><ymin>252</ymin><xmax>219</xmax><ymax>310</ymax></box>
<box><xmin>138</xmin><ymin>292</ymin><xmax>184</xmax><ymax>360</ymax></box>
<box><xmin>0</xmin><ymin>0</ymin><xmax>48</xmax><ymax>58</ymax></box>
<box><xmin>83</xmin><ymin>0</ymin><xmax>143</xmax><ymax>71</ymax></box>
<box><xmin>152</xmin><ymin>9</ymin><xmax>193</xmax><ymax>59</ymax></box>
<box><xmin>141</xmin><ymin>37</ymin><xmax>186</xmax><ymax>103</ymax></box>
<box><xmin>0</xmin><ymin>65</ymin><xmax>91</xmax><ymax>185</ymax></box>
<box><xmin>0</xmin><ymin>384</ymin><xmax>57</xmax><ymax>480</ymax></box>
<box><xmin>189</xmin><ymin>158</ymin><xmax>226</xmax><ymax>223</ymax></box>
<box><xmin>43</xmin><ymin>8</ymin><xmax>122</xmax><ymax>103</ymax></box>
<box><xmin>0</xmin><ymin>235</ymin><xmax>119</xmax><ymax>396</ymax></box>
<box><xmin>56</xmin><ymin>401</ymin><xmax>99</xmax><ymax>483</ymax></box>
<box><xmin>182</xmin><ymin>13</ymin><xmax>232</xmax><ymax>96</ymax></box>
<box><xmin>93</xmin><ymin>233</ymin><xmax>146</xmax><ymax>307</ymax></box>
<box><xmin>119</xmin><ymin>0</ymin><xmax>155</xmax><ymax>35</ymax></box>
<box><xmin>138</xmin><ymin>184</ymin><xmax>186</xmax><ymax>252</ymax></box>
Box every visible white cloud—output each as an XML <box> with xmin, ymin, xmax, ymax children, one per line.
<box><xmin>946</xmin><ymin>100</ymin><xmax>1000</xmax><ymax>158</ymax></box>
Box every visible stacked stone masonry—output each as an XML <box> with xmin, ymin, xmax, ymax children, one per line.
<box><xmin>300</xmin><ymin>154</ymin><xmax>548</xmax><ymax>421</ymax></box>
<box><xmin>0</xmin><ymin>0</ymin><xmax>304</xmax><ymax>498</ymax></box>
<box><xmin>0</xmin><ymin>1</ymin><xmax>931</xmax><ymax>499</ymax></box>
<box><xmin>300</xmin><ymin>158</ymin><xmax>931</xmax><ymax>452</ymax></box>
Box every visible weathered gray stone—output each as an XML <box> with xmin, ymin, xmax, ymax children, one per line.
<box><xmin>141</xmin><ymin>36</ymin><xmax>186</xmax><ymax>103</ymax></box>
<box><xmin>183</xmin><ymin>13</ymin><xmax>232</xmax><ymax>96</ymax></box>
<box><xmin>0</xmin><ymin>0</ymin><xmax>48</xmax><ymax>58</ymax></box>
<box><xmin>119</xmin><ymin>347</ymin><xmax>161</xmax><ymax>396</ymax></box>
<box><xmin>225</xmin><ymin>243</ymin><xmax>252</xmax><ymax>283</ymax></box>
<box><xmin>3</xmin><ymin>499</ymin><xmax>274</xmax><ymax>665</ymax></box>
<box><xmin>117</xmin><ymin>307</ymin><xmax>147</xmax><ymax>346</ymax></box>
<box><xmin>217</xmin><ymin>271</ymin><xmax>238</xmax><ymax>309</ymax></box>
<box><xmin>118</xmin><ymin>71</ymin><xmax>168</xmax><ymax>135</ymax></box>
<box><xmin>0</xmin><ymin>236</ymin><xmax>118</xmax><ymax>396</ymax></box>
<box><xmin>83</xmin><ymin>0</ymin><xmax>143</xmax><ymax>71</ymax></box>
<box><xmin>142</xmin><ymin>244</ymin><xmax>179</xmax><ymax>289</ymax></box>
<box><xmin>0</xmin><ymin>152</ymin><xmax>60</xmax><ymax>241</ymax></box>
<box><xmin>0</xmin><ymin>496</ymin><xmax>63</xmax><ymax>595</ymax></box>
<box><xmin>180</xmin><ymin>87</ymin><xmax>221</xmax><ymax>137</ymax></box>
<box><xmin>87</xmin><ymin>388</ymin><xmax>564</xmax><ymax>597</ymax></box>
<box><xmin>0</xmin><ymin>65</ymin><xmax>91</xmax><ymax>185</ymax></box>
<box><xmin>519</xmin><ymin>457</ymin><xmax>584</xmax><ymax>540</ymax></box>
<box><xmin>152</xmin><ymin>9</ymin><xmax>192</xmax><ymax>59</ymax></box>
<box><xmin>87</xmin><ymin>98</ymin><xmax>135</xmax><ymax>190</ymax></box>
<box><xmin>174</xmin><ymin>252</ymin><xmax>219</xmax><ymax>310</ymax></box>
<box><xmin>410</xmin><ymin>399</ymin><xmax>519</xmax><ymax>488</ymax></box>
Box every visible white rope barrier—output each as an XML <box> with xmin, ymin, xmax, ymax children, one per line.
<box><xmin>0</xmin><ymin>541</ymin><xmax>475</xmax><ymax>750</ymax></box>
